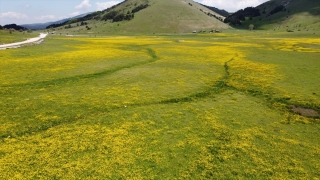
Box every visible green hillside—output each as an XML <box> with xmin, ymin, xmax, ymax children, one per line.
<box><xmin>230</xmin><ymin>0</ymin><xmax>320</xmax><ymax>32</ymax></box>
<box><xmin>52</xmin><ymin>0</ymin><xmax>229</xmax><ymax>34</ymax></box>
<box><xmin>112</xmin><ymin>0</ymin><xmax>228</xmax><ymax>33</ymax></box>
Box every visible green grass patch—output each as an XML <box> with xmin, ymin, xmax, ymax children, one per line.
<box><xmin>0</xmin><ymin>30</ymin><xmax>37</xmax><ymax>44</ymax></box>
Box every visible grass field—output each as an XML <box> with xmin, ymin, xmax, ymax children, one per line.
<box><xmin>0</xmin><ymin>31</ymin><xmax>319</xmax><ymax>179</ymax></box>
<box><xmin>0</xmin><ymin>30</ymin><xmax>37</xmax><ymax>44</ymax></box>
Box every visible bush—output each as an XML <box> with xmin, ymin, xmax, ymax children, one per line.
<box><xmin>249</xmin><ymin>24</ymin><xmax>254</xmax><ymax>30</ymax></box>
<box><xmin>80</xmin><ymin>21</ymin><xmax>88</xmax><ymax>26</ymax></box>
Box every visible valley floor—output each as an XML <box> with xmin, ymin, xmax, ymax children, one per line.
<box><xmin>0</xmin><ymin>32</ymin><xmax>319</xmax><ymax>179</ymax></box>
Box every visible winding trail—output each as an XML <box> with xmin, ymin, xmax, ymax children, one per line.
<box><xmin>0</xmin><ymin>33</ymin><xmax>48</xmax><ymax>50</ymax></box>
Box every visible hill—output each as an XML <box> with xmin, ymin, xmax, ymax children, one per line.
<box><xmin>225</xmin><ymin>0</ymin><xmax>320</xmax><ymax>32</ymax></box>
<box><xmin>51</xmin><ymin>0</ymin><xmax>230</xmax><ymax>34</ymax></box>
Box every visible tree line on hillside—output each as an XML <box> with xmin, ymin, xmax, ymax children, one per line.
<box><xmin>46</xmin><ymin>3</ymin><xmax>149</xmax><ymax>29</ymax></box>
<box><xmin>0</xmin><ymin>24</ymin><xmax>33</xmax><ymax>34</ymax></box>
<box><xmin>101</xmin><ymin>4</ymin><xmax>148</xmax><ymax>22</ymax></box>
<box><xmin>224</xmin><ymin>7</ymin><xmax>260</xmax><ymax>25</ymax></box>
<box><xmin>199</xmin><ymin>4</ymin><xmax>230</xmax><ymax>17</ymax></box>
<box><xmin>132</xmin><ymin>4</ymin><xmax>149</xmax><ymax>13</ymax></box>
<box><xmin>224</xmin><ymin>5</ymin><xmax>287</xmax><ymax>26</ymax></box>
<box><xmin>199</xmin><ymin>9</ymin><xmax>224</xmax><ymax>22</ymax></box>
<box><xmin>47</xmin><ymin>21</ymin><xmax>89</xmax><ymax>30</ymax></box>
<box><xmin>101</xmin><ymin>10</ymin><xmax>134</xmax><ymax>22</ymax></box>
<box><xmin>267</xmin><ymin>5</ymin><xmax>286</xmax><ymax>16</ymax></box>
<box><xmin>2</xmin><ymin>24</ymin><xmax>28</xmax><ymax>31</ymax></box>
<box><xmin>46</xmin><ymin>22</ymin><xmax>68</xmax><ymax>29</ymax></box>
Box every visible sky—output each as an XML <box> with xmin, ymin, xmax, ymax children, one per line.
<box><xmin>0</xmin><ymin>0</ymin><xmax>269</xmax><ymax>25</ymax></box>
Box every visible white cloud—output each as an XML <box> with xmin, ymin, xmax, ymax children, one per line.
<box><xmin>96</xmin><ymin>1</ymin><xmax>120</xmax><ymax>11</ymax></box>
<box><xmin>196</xmin><ymin>0</ymin><xmax>268</xmax><ymax>12</ymax></box>
<box><xmin>36</xmin><ymin>15</ymin><xmax>56</xmax><ymax>21</ymax></box>
<box><xmin>0</xmin><ymin>12</ymin><xmax>28</xmax><ymax>19</ymax></box>
<box><xmin>26</xmin><ymin>5</ymin><xmax>30</xmax><ymax>8</ymax></box>
<box><xmin>75</xmin><ymin>0</ymin><xmax>92</xmax><ymax>10</ymax></box>
<box><xmin>57</xmin><ymin>15</ymin><xmax>68</xmax><ymax>20</ymax></box>
<box><xmin>55</xmin><ymin>12</ymin><xmax>81</xmax><ymax>20</ymax></box>
<box><xmin>70</xmin><ymin>12</ymin><xmax>80</xmax><ymax>17</ymax></box>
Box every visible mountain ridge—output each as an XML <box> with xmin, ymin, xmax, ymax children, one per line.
<box><xmin>19</xmin><ymin>12</ymin><xmax>92</xmax><ymax>30</ymax></box>
<box><xmin>224</xmin><ymin>0</ymin><xmax>320</xmax><ymax>31</ymax></box>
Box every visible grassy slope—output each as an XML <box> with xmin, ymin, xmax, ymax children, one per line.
<box><xmin>234</xmin><ymin>0</ymin><xmax>320</xmax><ymax>31</ymax></box>
<box><xmin>54</xmin><ymin>0</ymin><xmax>229</xmax><ymax>35</ymax></box>
<box><xmin>121</xmin><ymin>0</ymin><xmax>228</xmax><ymax>33</ymax></box>
<box><xmin>0</xmin><ymin>32</ymin><xmax>319</xmax><ymax>178</ymax></box>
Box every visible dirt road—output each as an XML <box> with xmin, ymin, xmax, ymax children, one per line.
<box><xmin>0</xmin><ymin>33</ymin><xmax>48</xmax><ymax>50</ymax></box>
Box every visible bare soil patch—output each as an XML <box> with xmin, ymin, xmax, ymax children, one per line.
<box><xmin>289</xmin><ymin>105</ymin><xmax>320</xmax><ymax>118</ymax></box>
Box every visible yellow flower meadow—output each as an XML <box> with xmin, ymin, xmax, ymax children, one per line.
<box><xmin>0</xmin><ymin>34</ymin><xmax>319</xmax><ymax>179</ymax></box>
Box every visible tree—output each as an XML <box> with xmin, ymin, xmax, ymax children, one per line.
<box><xmin>132</xmin><ymin>4</ymin><xmax>149</xmax><ymax>13</ymax></box>
<box><xmin>269</xmin><ymin>5</ymin><xmax>285</xmax><ymax>16</ymax></box>
<box><xmin>224</xmin><ymin>7</ymin><xmax>260</xmax><ymax>25</ymax></box>
<box><xmin>0</xmin><ymin>25</ymin><xmax>3</xmax><ymax>30</ymax></box>
<box><xmin>249</xmin><ymin>24</ymin><xmax>254</xmax><ymax>30</ymax></box>
<box><xmin>102</xmin><ymin>11</ymin><xmax>117</xmax><ymax>21</ymax></box>
<box><xmin>80</xmin><ymin>21</ymin><xmax>88</xmax><ymax>26</ymax></box>
<box><xmin>113</xmin><ymin>14</ymin><xmax>125</xmax><ymax>22</ymax></box>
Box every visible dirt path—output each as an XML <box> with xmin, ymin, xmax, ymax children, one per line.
<box><xmin>0</xmin><ymin>33</ymin><xmax>48</xmax><ymax>50</ymax></box>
